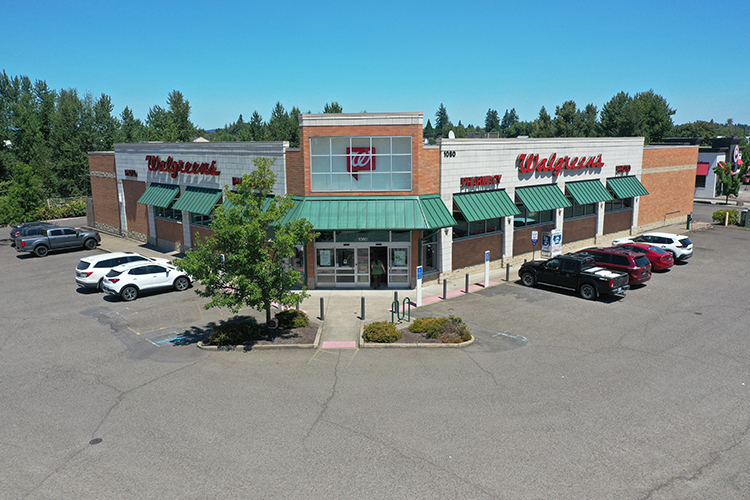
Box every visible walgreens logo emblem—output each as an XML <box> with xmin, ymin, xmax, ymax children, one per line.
<box><xmin>347</xmin><ymin>147</ymin><xmax>376</xmax><ymax>180</ymax></box>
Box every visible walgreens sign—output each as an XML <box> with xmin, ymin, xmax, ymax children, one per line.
<box><xmin>347</xmin><ymin>147</ymin><xmax>376</xmax><ymax>180</ymax></box>
<box><xmin>517</xmin><ymin>153</ymin><xmax>604</xmax><ymax>177</ymax></box>
<box><xmin>145</xmin><ymin>155</ymin><xmax>221</xmax><ymax>179</ymax></box>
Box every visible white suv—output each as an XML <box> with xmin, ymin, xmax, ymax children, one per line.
<box><xmin>611</xmin><ymin>232</ymin><xmax>693</xmax><ymax>261</ymax></box>
<box><xmin>76</xmin><ymin>252</ymin><xmax>172</xmax><ymax>291</ymax></box>
<box><xmin>102</xmin><ymin>261</ymin><xmax>192</xmax><ymax>301</ymax></box>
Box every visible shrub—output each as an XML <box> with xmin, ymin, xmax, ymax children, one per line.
<box><xmin>712</xmin><ymin>209</ymin><xmax>739</xmax><ymax>225</ymax></box>
<box><xmin>410</xmin><ymin>316</ymin><xmax>471</xmax><ymax>343</ymax></box>
<box><xmin>276</xmin><ymin>309</ymin><xmax>310</xmax><ymax>329</ymax></box>
<box><xmin>362</xmin><ymin>321</ymin><xmax>402</xmax><ymax>343</ymax></box>
<box><xmin>209</xmin><ymin>319</ymin><xmax>264</xmax><ymax>346</ymax></box>
<box><xmin>37</xmin><ymin>199</ymin><xmax>87</xmax><ymax>221</ymax></box>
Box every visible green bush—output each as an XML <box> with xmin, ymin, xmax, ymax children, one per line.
<box><xmin>410</xmin><ymin>316</ymin><xmax>471</xmax><ymax>343</ymax></box>
<box><xmin>37</xmin><ymin>199</ymin><xmax>87</xmax><ymax>221</ymax></box>
<box><xmin>209</xmin><ymin>319</ymin><xmax>264</xmax><ymax>346</ymax></box>
<box><xmin>362</xmin><ymin>321</ymin><xmax>402</xmax><ymax>343</ymax></box>
<box><xmin>712</xmin><ymin>209</ymin><xmax>739</xmax><ymax>225</ymax></box>
<box><xmin>276</xmin><ymin>309</ymin><xmax>310</xmax><ymax>329</ymax></box>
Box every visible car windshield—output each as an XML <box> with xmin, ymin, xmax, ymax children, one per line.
<box><xmin>634</xmin><ymin>256</ymin><xmax>651</xmax><ymax>268</ymax></box>
<box><xmin>105</xmin><ymin>270</ymin><xmax>123</xmax><ymax>277</ymax></box>
<box><xmin>679</xmin><ymin>238</ymin><xmax>692</xmax><ymax>246</ymax></box>
<box><xmin>77</xmin><ymin>261</ymin><xmax>91</xmax><ymax>270</ymax></box>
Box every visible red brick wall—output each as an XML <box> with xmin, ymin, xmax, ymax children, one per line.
<box><xmin>88</xmin><ymin>153</ymin><xmax>120</xmax><ymax>229</ymax></box>
<box><xmin>603</xmin><ymin>209</ymin><xmax>632</xmax><ymax>234</ymax></box>
<box><xmin>299</xmin><ymin>123</ymin><xmax>439</xmax><ymax>196</ymax></box>
<box><xmin>285</xmin><ymin>149</ymin><xmax>305</xmax><ymax>196</ymax></box>
<box><xmin>452</xmin><ymin>233</ymin><xmax>503</xmax><ymax>269</ymax></box>
<box><xmin>155</xmin><ymin>218</ymin><xmax>183</xmax><ymax>245</ymax></box>
<box><xmin>191</xmin><ymin>226</ymin><xmax>214</xmax><ymax>247</ymax></box>
<box><xmin>513</xmin><ymin>223</ymin><xmax>554</xmax><ymax>254</ymax></box>
<box><xmin>639</xmin><ymin>146</ymin><xmax>698</xmax><ymax>226</ymax></box>
<box><xmin>122</xmin><ymin>180</ymin><xmax>148</xmax><ymax>236</ymax></box>
<box><xmin>562</xmin><ymin>215</ymin><xmax>596</xmax><ymax>244</ymax></box>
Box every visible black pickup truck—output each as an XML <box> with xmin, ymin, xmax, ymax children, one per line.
<box><xmin>518</xmin><ymin>254</ymin><xmax>629</xmax><ymax>300</ymax></box>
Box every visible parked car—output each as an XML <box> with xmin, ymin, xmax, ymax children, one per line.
<box><xmin>76</xmin><ymin>252</ymin><xmax>173</xmax><ymax>291</ymax></box>
<box><xmin>573</xmin><ymin>247</ymin><xmax>652</xmax><ymax>285</ymax></box>
<box><xmin>518</xmin><ymin>253</ymin><xmax>630</xmax><ymax>300</ymax></box>
<box><xmin>612</xmin><ymin>242</ymin><xmax>674</xmax><ymax>271</ymax></box>
<box><xmin>16</xmin><ymin>227</ymin><xmax>101</xmax><ymax>257</ymax></box>
<box><xmin>102</xmin><ymin>261</ymin><xmax>192</xmax><ymax>301</ymax></box>
<box><xmin>611</xmin><ymin>232</ymin><xmax>693</xmax><ymax>262</ymax></box>
<box><xmin>9</xmin><ymin>221</ymin><xmax>56</xmax><ymax>247</ymax></box>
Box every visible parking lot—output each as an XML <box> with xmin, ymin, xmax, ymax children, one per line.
<box><xmin>3</xmin><ymin>220</ymin><xmax>750</xmax><ymax>499</ymax></box>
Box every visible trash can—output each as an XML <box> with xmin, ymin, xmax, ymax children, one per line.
<box><xmin>741</xmin><ymin>209</ymin><xmax>748</xmax><ymax>227</ymax></box>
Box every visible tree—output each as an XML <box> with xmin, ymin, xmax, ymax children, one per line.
<box><xmin>500</xmin><ymin>108</ymin><xmax>518</xmax><ymax>137</ymax></box>
<box><xmin>553</xmin><ymin>101</ymin><xmax>581</xmax><ymax>137</ymax></box>
<box><xmin>167</xmin><ymin>90</ymin><xmax>196</xmax><ymax>142</ymax></box>
<box><xmin>268</xmin><ymin>102</ymin><xmax>289</xmax><ymax>142</ymax></box>
<box><xmin>323</xmin><ymin>102</ymin><xmax>343</xmax><ymax>113</ymax></box>
<box><xmin>120</xmin><ymin>106</ymin><xmax>147</xmax><ymax>143</ymax></box>
<box><xmin>484</xmin><ymin>108</ymin><xmax>500</xmax><ymax>133</ymax></box>
<box><xmin>632</xmin><ymin>90</ymin><xmax>675</xmax><ymax>144</ymax></box>
<box><xmin>176</xmin><ymin>157</ymin><xmax>317</xmax><ymax>325</ymax></box>
<box><xmin>600</xmin><ymin>91</ymin><xmax>637</xmax><ymax>137</ymax></box>
<box><xmin>579</xmin><ymin>103</ymin><xmax>599</xmax><ymax>137</ymax></box>
<box><xmin>248</xmin><ymin>110</ymin><xmax>266</xmax><ymax>141</ymax></box>
<box><xmin>435</xmin><ymin>103</ymin><xmax>449</xmax><ymax>137</ymax></box>
<box><xmin>92</xmin><ymin>94</ymin><xmax>119</xmax><ymax>151</ymax></box>
<box><xmin>531</xmin><ymin>106</ymin><xmax>553</xmax><ymax>137</ymax></box>
<box><xmin>0</xmin><ymin>163</ymin><xmax>45</xmax><ymax>225</ymax></box>
<box><xmin>713</xmin><ymin>160</ymin><xmax>748</xmax><ymax>204</ymax></box>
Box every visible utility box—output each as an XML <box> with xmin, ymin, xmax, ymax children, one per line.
<box><xmin>740</xmin><ymin>210</ymin><xmax>747</xmax><ymax>227</ymax></box>
<box><xmin>541</xmin><ymin>229</ymin><xmax>563</xmax><ymax>258</ymax></box>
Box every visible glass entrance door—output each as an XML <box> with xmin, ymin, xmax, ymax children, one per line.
<box><xmin>356</xmin><ymin>248</ymin><xmax>369</xmax><ymax>285</ymax></box>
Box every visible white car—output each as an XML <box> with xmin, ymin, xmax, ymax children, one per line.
<box><xmin>102</xmin><ymin>261</ymin><xmax>191</xmax><ymax>301</ymax></box>
<box><xmin>76</xmin><ymin>252</ymin><xmax>172</xmax><ymax>291</ymax></box>
<box><xmin>611</xmin><ymin>232</ymin><xmax>693</xmax><ymax>261</ymax></box>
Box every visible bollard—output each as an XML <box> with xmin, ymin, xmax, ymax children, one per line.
<box><xmin>361</xmin><ymin>296</ymin><xmax>365</xmax><ymax>321</ymax></box>
<box><xmin>320</xmin><ymin>297</ymin><xmax>325</xmax><ymax>321</ymax></box>
<box><xmin>394</xmin><ymin>291</ymin><xmax>398</xmax><ymax>304</ymax></box>
<box><xmin>295</xmin><ymin>302</ymin><xmax>299</xmax><ymax>311</ymax></box>
<box><xmin>506</xmin><ymin>263</ymin><xmax>510</xmax><ymax>281</ymax></box>
<box><xmin>465</xmin><ymin>273</ymin><xmax>469</xmax><ymax>293</ymax></box>
<box><xmin>443</xmin><ymin>280</ymin><xmax>447</xmax><ymax>299</ymax></box>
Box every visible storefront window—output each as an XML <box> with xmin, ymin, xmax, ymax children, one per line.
<box><xmin>563</xmin><ymin>198</ymin><xmax>596</xmax><ymax>219</ymax></box>
<box><xmin>422</xmin><ymin>231</ymin><xmax>438</xmax><ymax>273</ymax></box>
<box><xmin>316</xmin><ymin>231</ymin><xmax>334</xmax><ymax>242</ymax></box>
<box><xmin>514</xmin><ymin>203</ymin><xmax>553</xmax><ymax>227</ymax></box>
<box><xmin>155</xmin><ymin>206</ymin><xmax>182</xmax><ymax>222</ymax></box>
<box><xmin>309</xmin><ymin>136</ymin><xmax>412</xmax><ymax>192</ymax></box>
<box><xmin>191</xmin><ymin>213</ymin><xmax>212</xmax><ymax>226</ymax></box>
<box><xmin>695</xmin><ymin>176</ymin><xmax>706</xmax><ymax>188</ymax></box>
<box><xmin>605</xmin><ymin>197</ymin><xmax>633</xmax><ymax>212</ymax></box>
<box><xmin>391</xmin><ymin>231</ymin><xmax>411</xmax><ymax>242</ymax></box>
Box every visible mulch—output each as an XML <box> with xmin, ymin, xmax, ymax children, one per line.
<box><xmin>394</xmin><ymin>328</ymin><xmax>443</xmax><ymax>344</ymax></box>
<box><xmin>252</xmin><ymin>324</ymin><xmax>319</xmax><ymax>346</ymax></box>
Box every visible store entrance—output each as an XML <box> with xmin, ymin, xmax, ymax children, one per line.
<box><xmin>369</xmin><ymin>246</ymin><xmax>388</xmax><ymax>288</ymax></box>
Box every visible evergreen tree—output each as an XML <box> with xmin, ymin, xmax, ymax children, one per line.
<box><xmin>532</xmin><ymin>106</ymin><xmax>554</xmax><ymax>138</ymax></box>
<box><xmin>435</xmin><ymin>103</ymin><xmax>449</xmax><ymax>137</ymax></box>
<box><xmin>323</xmin><ymin>102</ymin><xmax>343</xmax><ymax>113</ymax></box>
<box><xmin>500</xmin><ymin>108</ymin><xmax>518</xmax><ymax>137</ymax></box>
<box><xmin>484</xmin><ymin>109</ymin><xmax>500</xmax><ymax>132</ymax></box>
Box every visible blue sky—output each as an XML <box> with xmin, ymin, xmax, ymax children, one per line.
<box><xmin>4</xmin><ymin>0</ymin><xmax>749</xmax><ymax>130</ymax></box>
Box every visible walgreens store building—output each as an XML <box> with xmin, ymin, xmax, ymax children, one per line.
<box><xmin>88</xmin><ymin>112</ymin><xmax>695</xmax><ymax>289</ymax></box>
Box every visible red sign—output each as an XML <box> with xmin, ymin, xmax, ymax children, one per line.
<box><xmin>616</xmin><ymin>164</ymin><xmax>631</xmax><ymax>173</ymax></box>
<box><xmin>347</xmin><ymin>147</ymin><xmax>376</xmax><ymax>180</ymax></box>
<box><xmin>517</xmin><ymin>153</ymin><xmax>604</xmax><ymax>177</ymax></box>
<box><xmin>124</xmin><ymin>169</ymin><xmax>138</xmax><ymax>178</ymax></box>
<box><xmin>145</xmin><ymin>155</ymin><xmax>221</xmax><ymax>179</ymax></box>
<box><xmin>461</xmin><ymin>175</ymin><xmax>502</xmax><ymax>187</ymax></box>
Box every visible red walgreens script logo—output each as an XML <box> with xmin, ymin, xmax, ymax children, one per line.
<box><xmin>347</xmin><ymin>147</ymin><xmax>376</xmax><ymax>180</ymax></box>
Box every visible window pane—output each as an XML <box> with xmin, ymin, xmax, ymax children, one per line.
<box><xmin>311</xmin><ymin>174</ymin><xmax>331</xmax><ymax>192</ymax></box>
<box><xmin>310</xmin><ymin>137</ymin><xmax>330</xmax><ymax>155</ymax></box>
<box><xmin>392</xmin><ymin>137</ymin><xmax>411</xmax><ymax>154</ymax></box>
<box><xmin>331</xmin><ymin>138</ymin><xmax>350</xmax><ymax>154</ymax></box>
<box><xmin>392</xmin><ymin>173</ymin><xmax>411</xmax><ymax>190</ymax></box>
<box><xmin>391</xmin><ymin>155</ymin><xmax>411</xmax><ymax>172</ymax></box>
<box><xmin>391</xmin><ymin>231</ymin><xmax>411</xmax><ymax>242</ymax></box>
<box><xmin>311</xmin><ymin>156</ymin><xmax>330</xmax><ymax>173</ymax></box>
<box><xmin>372</xmin><ymin>137</ymin><xmax>391</xmax><ymax>153</ymax></box>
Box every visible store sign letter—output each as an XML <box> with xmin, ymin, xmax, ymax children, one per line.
<box><xmin>145</xmin><ymin>155</ymin><xmax>221</xmax><ymax>179</ymax></box>
<box><xmin>517</xmin><ymin>153</ymin><xmax>604</xmax><ymax>177</ymax></box>
<box><xmin>347</xmin><ymin>147</ymin><xmax>376</xmax><ymax>181</ymax></box>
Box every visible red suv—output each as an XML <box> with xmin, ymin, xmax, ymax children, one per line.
<box><xmin>574</xmin><ymin>247</ymin><xmax>652</xmax><ymax>285</ymax></box>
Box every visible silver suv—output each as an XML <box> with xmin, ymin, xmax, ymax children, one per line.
<box><xmin>76</xmin><ymin>252</ymin><xmax>173</xmax><ymax>291</ymax></box>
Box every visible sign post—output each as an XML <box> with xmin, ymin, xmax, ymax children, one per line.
<box><xmin>484</xmin><ymin>251</ymin><xmax>490</xmax><ymax>288</ymax></box>
<box><xmin>416</xmin><ymin>266</ymin><xmax>423</xmax><ymax>307</ymax></box>
<box><xmin>531</xmin><ymin>231</ymin><xmax>538</xmax><ymax>260</ymax></box>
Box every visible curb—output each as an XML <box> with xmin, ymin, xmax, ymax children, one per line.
<box><xmin>358</xmin><ymin>323</ymin><xmax>475</xmax><ymax>348</ymax></box>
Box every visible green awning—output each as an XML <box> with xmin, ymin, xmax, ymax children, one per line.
<box><xmin>607</xmin><ymin>176</ymin><xmax>649</xmax><ymax>198</ymax></box>
<box><xmin>515</xmin><ymin>184</ymin><xmax>571</xmax><ymax>212</ymax></box>
<box><xmin>171</xmin><ymin>187</ymin><xmax>223</xmax><ymax>215</ymax></box>
<box><xmin>454</xmin><ymin>190</ymin><xmax>520</xmax><ymax>222</ymax></box>
<box><xmin>282</xmin><ymin>195</ymin><xmax>456</xmax><ymax>230</ymax></box>
<box><xmin>137</xmin><ymin>183</ymin><xmax>180</xmax><ymax>208</ymax></box>
<box><xmin>565</xmin><ymin>180</ymin><xmax>613</xmax><ymax>205</ymax></box>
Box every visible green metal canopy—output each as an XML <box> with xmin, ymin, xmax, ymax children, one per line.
<box><xmin>607</xmin><ymin>176</ymin><xmax>649</xmax><ymax>198</ymax></box>
<box><xmin>136</xmin><ymin>183</ymin><xmax>180</xmax><ymax>208</ymax></box>
<box><xmin>453</xmin><ymin>190</ymin><xmax>520</xmax><ymax>222</ymax></box>
<box><xmin>565</xmin><ymin>180</ymin><xmax>613</xmax><ymax>205</ymax></box>
<box><xmin>282</xmin><ymin>195</ymin><xmax>456</xmax><ymax>230</ymax></box>
<box><xmin>171</xmin><ymin>187</ymin><xmax>223</xmax><ymax>215</ymax></box>
<box><xmin>515</xmin><ymin>184</ymin><xmax>571</xmax><ymax>213</ymax></box>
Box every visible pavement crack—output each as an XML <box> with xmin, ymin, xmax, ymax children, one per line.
<box><xmin>302</xmin><ymin>350</ymin><xmax>341</xmax><ymax>450</ymax></box>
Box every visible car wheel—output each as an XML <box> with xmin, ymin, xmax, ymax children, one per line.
<box><xmin>35</xmin><ymin>245</ymin><xmax>49</xmax><ymax>257</ymax></box>
<box><xmin>521</xmin><ymin>272</ymin><xmax>536</xmax><ymax>287</ymax></box>
<box><xmin>84</xmin><ymin>238</ymin><xmax>97</xmax><ymax>250</ymax></box>
<box><xmin>579</xmin><ymin>283</ymin><xmax>597</xmax><ymax>300</ymax></box>
<box><xmin>173</xmin><ymin>276</ymin><xmax>189</xmax><ymax>292</ymax></box>
<box><xmin>121</xmin><ymin>286</ymin><xmax>138</xmax><ymax>302</ymax></box>
<box><xmin>97</xmin><ymin>278</ymin><xmax>103</xmax><ymax>291</ymax></box>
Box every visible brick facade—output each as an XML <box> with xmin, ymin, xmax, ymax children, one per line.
<box><xmin>122</xmin><ymin>180</ymin><xmax>148</xmax><ymax>237</ymax></box>
<box><xmin>452</xmin><ymin>232</ymin><xmax>503</xmax><ymax>270</ymax></box>
<box><xmin>603</xmin><ymin>209</ymin><xmax>633</xmax><ymax>234</ymax></box>
<box><xmin>88</xmin><ymin>152</ymin><xmax>120</xmax><ymax>232</ymax></box>
<box><xmin>561</xmin><ymin>215</ymin><xmax>597</xmax><ymax>244</ymax></box>
<box><xmin>639</xmin><ymin>146</ymin><xmax>698</xmax><ymax>228</ymax></box>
